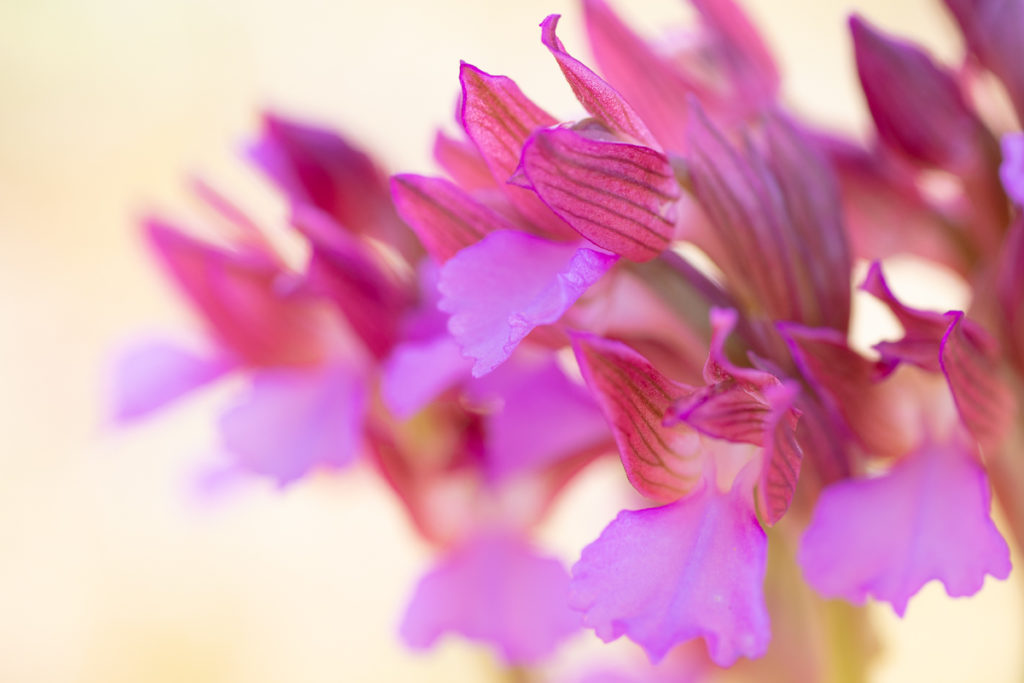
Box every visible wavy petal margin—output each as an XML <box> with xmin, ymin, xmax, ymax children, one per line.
<box><xmin>401</xmin><ymin>530</ymin><xmax>580</xmax><ymax>664</ymax></box>
<box><xmin>799</xmin><ymin>433</ymin><xmax>1011</xmax><ymax>616</ymax></box>
<box><xmin>573</xmin><ymin>334</ymin><xmax>704</xmax><ymax>502</ymax></box>
<box><xmin>439</xmin><ymin>230</ymin><xmax>617</xmax><ymax>376</ymax></box>
<box><xmin>570</xmin><ymin>477</ymin><xmax>770</xmax><ymax>666</ymax></box>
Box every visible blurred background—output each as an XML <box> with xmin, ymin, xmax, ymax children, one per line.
<box><xmin>1</xmin><ymin>0</ymin><xmax>1021</xmax><ymax>680</ymax></box>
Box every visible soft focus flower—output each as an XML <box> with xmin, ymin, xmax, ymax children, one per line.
<box><xmin>117</xmin><ymin>0</ymin><xmax>1024</xmax><ymax>678</ymax></box>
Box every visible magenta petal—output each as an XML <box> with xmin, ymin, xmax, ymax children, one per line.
<box><xmin>439</xmin><ymin>230</ymin><xmax>617</xmax><ymax>377</ymax></box>
<box><xmin>433</xmin><ymin>130</ymin><xmax>495</xmax><ymax>192</ymax></box>
<box><xmin>943</xmin><ymin>0</ymin><xmax>1024</xmax><ymax>125</ymax></box>
<box><xmin>692</xmin><ymin>0</ymin><xmax>779</xmax><ymax>106</ymax></box>
<box><xmin>570</xmin><ymin>480</ymin><xmax>770</xmax><ymax>666</ymax></box>
<box><xmin>799</xmin><ymin>436</ymin><xmax>1011</xmax><ymax>616</ymax></box>
<box><xmin>110</xmin><ymin>340</ymin><xmax>234</xmax><ymax>422</ymax></box>
<box><xmin>390</xmin><ymin>173</ymin><xmax>513</xmax><ymax>262</ymax></box>
<box><xmin>382</xmin><ymin>336</ymin><xmax>473</xmax><ymax>419</ymax></box>
<box><xmin>219</xmin><ymin>363</ymin><xmax>366</xmax><ymax>484</ymax></box>
<box><xmin>539</xmin><ymin>15</ymin><xmax>658</xmax><ymax>148</ymax></box>
<box><xmin>573</xmin><ymin>334</ymin><xmax>703</xmax><ymax>503</ymax></box>
<box><xmin>686</xmin><ymin>104</ymin><xmax>851</xmax><ymax>331</ymax></box>
<box><xmin>516</xmin><ymin>128</ymin><xmax>679</xmax><ymax>262</ymax></box>
<box><xmin>1000</xmin><ymin>133</ymin><xmax>1024</xmax><ymax>206</ymax></box>
<box><xmin>459</xmin><ymin>63</ymin><xmax>576</xmax><ymax>240</ymax></box>
<box><xmin>849</xmin><ymin>16</ymin><xmax>985</xmax><ymax>170</ymax></box>
<box><xmin>400</xmin><ymin>531</ymin><xmax>580</xmax><ymax>664</ymax></box>
<box><xmin>941</xmin><ymin>311</ymin><xmax>1016</xmax><ymax>451</ymax></box>
<box><xmin>582</xmin><ymin>0</ymin><xmax>701</xmax><ymax>153</ymax></box>
<box><xmin>248</xmin><ymin>113</ymin><xmax>396</xmax><ymax>238</ymax></box>
<box><xmin>479</xmin><ymin>356</ymin><xmax>610</xmax><ymax>480</ymax></box>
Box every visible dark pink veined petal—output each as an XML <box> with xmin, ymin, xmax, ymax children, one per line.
<box><xmin>390</xmin><ymin>174</ymin><xmax>516</xmax><ymax>262</ymax></box>
<box><xmin>459</xmin><ymin>63</ymin><xmax>577</xmax><ymax>240</ymax></box>
<box><xmin>110</xmin><ymin>339</ymin><xmax>235</xmax><ymax>423</ymax></box>
<box><xmin>582</xmin><ymin>0</ymin><xmax>704</xmax><ymax>153</ymax></box>
<box><xmin>569</xmin><ymin>476</ymin><xmax>770</xmax><ymax>666</ymax></box>
<box><xmin>144</xmin><ymin>219</ymin><xmax>325</xmax><ymax>367</ymax></box>
<box><xmin>943</xmin><ymin>0</ymin><xmax>1024</xmax><ymax>126</ymax></box>
<box><xmin>668</xmin><ymin>308</ymin><xmax>802</xmax><ymax>524</ymax></box>
<box><xmin>515</xmin><ymin>128</ymin><xmax>679</xmax><ymax>262</ymax></box>
<box><xmin>941</xmin><ymin>311</ymin><xmax>1015</xmax><ymax>451</ymax></box>
<box><xmin>433</xmin><ymin>130</ymin><xmax>496</xmax><ymax>192</ymax></box>
<box><xmin>860</xmin><ymin>261</ymin><xmax>949</xmax><ymax>373</ymax></box>
<box><xmin>757</xmin><ymin>382</ymin><xmax>802</xmax><ymax>525</ymax></box>
<box><xmin>381</xmin><ymin>335</ymin><xmax>473</xmax><ymax>419</ymax></box>
<box><xmin>439</xmin><ymin>230</ymin><xmax>616</xmax><ymax>377</ymax></box>
<box><xmin>781</xmin><ymin>324</ymin><xmax>910</xmax><ymax>460</ymax></box>
<box><xmin>762</xmin><ymin>114</ymin><xmax>852</xmax><ymax>332</ymax></box>
<box><xmin>474</xmin><ymin>355</ymin><xmax>612</xmax><ymax>481</ymax></box>
<box><xmin>219</xmin><ymin>362</ymin><xmax>366</xmax><ymax>485</ymax></box>
<box><xmin>572</xmin><ymin>334</ymin><xmax>704</xmax><ymax>503</ymax></box>
<box><xmin>400</xmin><ymin>530</ymin><xmax>580</xmax><ymax>664</ymax></box>
<box><xmin>539</xmin><ymin>15</ymin><xmax>658</xmax><ymax>148</ymax></box>
<box><xmin>294</xmin><ymin>206</ymin><xmax>412</xmax><ymax>359</ymax></box>
<box><xmin>685</xmin><ymin>103</ymin><xmax>851</xmax><ymax>331</ymax></box>
<box><xmin>799</xmin><ymin>432</ymin><xmax>1011</xmax><ymax>616</ymax></box>
<box><xmin>849</xmin><ymin>16</ymin><xmax>990</xmax><ymax>171</ymax></box>
<box><xmin>861</xmin><ymin>262</ymin><xmax>1015</xmax><ymax>450</ymax></box>
<box><xmin>691</xmin><ymin>0</ymin><xmax>779</xmax><ymax>106</ymax></box>
<box><xmin>670</xmin><ymin>309</ymin><xmax>791</xmax><ymax>443</ymax></box>
<box><xmin>1001</xmin><ymin>133</ymin><xmax>1024</xmax><ymax>206</ymax></box>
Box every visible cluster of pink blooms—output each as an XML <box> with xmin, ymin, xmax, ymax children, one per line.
<box><xmin>115</xmin><ymin>0</ymin><xmax>1024</xmax><ymax>678</ymax></box>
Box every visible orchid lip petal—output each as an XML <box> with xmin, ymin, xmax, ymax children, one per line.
<box><xmin>439</xmin><ymin>230</ymin><xmax>616</xmax><ymax>377</ymax></box>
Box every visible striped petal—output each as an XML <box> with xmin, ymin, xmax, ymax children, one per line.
<box><xmin>459</xmin><ymin>63</ymin><xmax>577</xmax><ymax>240</ymax></box>
<box><xmin>572</xmin><ymin>334</ymin><xmax>704</xmax><ymax>502</ymax></box>
<box><xmin>540</xmin><ymin>14</ymin><xmax>658</xmax><ymax>148</ymax></box>
<box><xmin>439</xmin><ymin>230</ymin><xmax>616</xmax><ymax>377</ymax></box>
<box><xmin>515</xmin><ymin>128</ymin><xmax>679</xmax><ymax>262</ymax></box>
<box><xmin>391</xmin><ymin>174</ymin><xmax>514</xmax><ymax>262</ymax></box>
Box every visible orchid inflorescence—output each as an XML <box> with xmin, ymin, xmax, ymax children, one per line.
<box><xmin>114</xmin><ymin>0</ymin><xmax>1024</xmax><ymax>678</ymax></box>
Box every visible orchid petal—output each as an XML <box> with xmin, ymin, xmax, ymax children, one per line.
<box><xmin>382</xmin><ymin>335</ymin><xmax>473</xmax><ymax>419</ymax></box>
<box><xmin>849</xmin><ymin>16</ymin><xmax>988</xmax><ymax>171</ymax></box>
<box><xmin>110</xmin><ymin>340</ymin><xmax>234</xmax><ymax>422</ymax></box>
<box><xmin>996</xmin><ymin>219</ymin><xmax>1024</xmax><ymax>375</ymax></box>
<box><xmin>943</xmin><ymin>0</ymin><xmax>1024</xmax><ymax>125</ymax></box>
<box><xmin>582</xmin><ymin>0</ymin><xmax>701</xmax><ymax>152</ymax></box>
<box><xmin>248</xmin><ymin>113</ymin><xmax>402</xmax><ymax>242</ymax></box>
<box><xmin>400</xmin><ymin>531</ymin><xmax>580</xmax><ymax>664</ymax></box>
<box><xmin>686</xmin><ymin>104</ymin><xmax>851</xmax><ymax>331</ymax></box>
<box><xmin>862</xmin><ymin>263</ymin><xmax>1015</xmax><ymax>450</ymax></box>
<box><xmin>941</xmin><ymin>311</ymin><xmax>1015</xmax><ymax>451</ymax></box>
<box><xmin>433</xmin><ymin>129</ymin><xmax>495</xmax><ymax>192</ymax></box>
<box><xmin>572</xmin><ymin>334</ymin><xmax>704</xmax><ymax>502</ymax></box>
<box><xmin>459</xmin><ymin>63</ymin><xmax>577</xmax><ymax>240</ymax></box>
<box><xmin>219</xmin><ymin>363</ymin><xmax>366</xmax><ymax>484</ymax></box>
<box><xmin>799</xmin><ymin>434</ymin><xmax>1011</xmax><ymax>616</ymax></box>
<box><xmin>515</xmin><ymin>128</ymin><xmax>679</xmax><ymax>262</ymax></box>
<box><xmin>439</xmin><ymin>230</ymin><xmax>616</xmax><ymax>377</ymax></box>
<box><xmin>145</xmin><ymin>219</ymin><xmax>323</xmax><ymax>366</ymax></box>
<box><xmin>539</xmin><ymin>15</ymin><xmax>658</xmax><ymax>148</ymax></box>
<box><xmin>1000</xmin><ymin>132</ymin><xmax>1024</xmax><ymax>206</ymax></box>
<box><xmin>782</xmin><ymin>324</ymin><xmax>910</xmax><ymax>459</ymax></box>
<box><xmin>390</xmin><ymin>174</ymin><xmax>514</xmax><ymax>262</ymax></box>
<box><xmin>477</xmin><ymin>356</ymin><xmax>611</xmax><ymax>480</ymax></box>
<box><xmin>570</xmin><ymin>478</ymin><xmax>770</xmax><ymax>666</ymax></box>
<box><xmin>295</xmin><ymin>206</ymin><xmax>411</xmax><ymax>359</ymax></box>
<box><xmin>691</xmin><ymin>0</ymin><xmax>779</xmax><ymax>106</ymax></box>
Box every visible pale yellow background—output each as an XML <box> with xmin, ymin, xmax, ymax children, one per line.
<box><xmin>1</xmin><ymin>0</ymin><xmax>1021</xmax><ymax>681</ymax></box>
